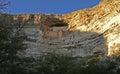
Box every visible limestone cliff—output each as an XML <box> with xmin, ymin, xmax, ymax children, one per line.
<box><xmin>62</xmin><ymin>0</ymin><xmax>120</xmax><ymax>56</ymax></box>
<box><xmin>0</xmin><ymin>0</ymin><xmax>120</xmax><ymax>57</ymax></box>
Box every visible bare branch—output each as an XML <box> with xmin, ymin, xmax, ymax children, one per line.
<box><xmin>0</xmin><ymin>0</ymin><xmax>10</xmax><ymax>13</ymax></box>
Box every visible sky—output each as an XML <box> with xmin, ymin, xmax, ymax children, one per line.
<box><xmin>7</xmin><ymin>0</ymin><xmax>101</xmax><ymax>14</ymax></box>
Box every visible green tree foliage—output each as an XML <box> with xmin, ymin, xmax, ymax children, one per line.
<box><xmin>0</xmin><ymin>16</ymin><xmax>27</xmax><ymax>74</ymax></box>
<box><xmin>14</xmin><ymin>52</ymin><xmax>118</xmax><ymax>74</ymax></box>
<box><xmin>0</xmin><ymin>0</ymin><xmax>27</xmax><ymax>73</ymax></box>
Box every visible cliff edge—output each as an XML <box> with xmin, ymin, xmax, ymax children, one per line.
<box><xmin>62</xmin><ymin>0</ymin><xmax>120</xmax><ymax>56</ymax></box>
<box><xmin>0</xmin><ymin>0</ymin><xmax>120</xmax><ymax>56</ymax></box>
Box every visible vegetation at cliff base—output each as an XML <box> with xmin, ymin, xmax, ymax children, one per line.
<box><xmin>1</xmin><ymin>52</ymin><xmax>119</xmax><ymax>74</ymax></box>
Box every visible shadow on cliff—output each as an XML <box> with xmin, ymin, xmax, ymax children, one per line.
<box><xmin>17</xmin><ymin>14</ymin><xmax>108</xmax><ymax>57</ymax></box>
<box><xmin>39</xmin><ymin>29</ymin><xmax>108</xmax><ymax>56</ymax></box>
<box><xmin>62</xmin><ymin>30</ymin><xmax>108</xmax><ymax>56</ymax></box>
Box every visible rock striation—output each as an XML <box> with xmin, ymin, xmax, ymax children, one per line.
<box><xmin>62</xmin><ymin>0</ymin><xmax>120</xmax><ymax>56</ymax></box>
<box><xmin>0</xmin><ymin>0</ymin><xmax>120</xmax><ymax>57</ymax></box>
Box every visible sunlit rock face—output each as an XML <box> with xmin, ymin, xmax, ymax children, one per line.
<box><xmin>73</xmin><ymin>12</ymin><xmax>120</xmax><ymax>56</ymax></box>
<box><xmin>1</xmin><ymin>0</ymin><xmax>120</xmax><ymax>57</ymax></box>
<box><xmin>13</xmin><ymin>13</ymin><xmax>63</xmax><ymax>26</ymax></box>
<box><xmin>62</xmin><ymin>0</ymin><xmax>120</xmax><ymax>56</ymax></box>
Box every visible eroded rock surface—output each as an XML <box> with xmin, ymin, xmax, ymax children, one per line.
<box><xmin>62</xmin><ymin>0</ymin><xmax>120</xmax><ymax>56</ymax></box>
<box><xmin>22</xmin><ymin>25</ymin><xmax>107</xmax><ymax>57</ymax></box>
<box><xmin>1</xmin><ymin>0</ymin><xmax>120</xmax><ymax>57</ymax></box>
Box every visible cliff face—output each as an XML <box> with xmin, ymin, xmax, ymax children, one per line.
<box><xmin>1</xmin><ymin>0</ymin><xmax>120</xmax><ymax>57</ymax></box>
<box><xmin>61</xmin><ymin>0</ymin><xmax>120</xmax><ymax>56</ymax></box>
<box><xmin>62</xmin><ymin>0</ymin><xmax>120</xmax><ymax>30</ymax></box>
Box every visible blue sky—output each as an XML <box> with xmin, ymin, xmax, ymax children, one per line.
<box><xmin>8</xmin><ymin>0</ymin><xmax>101</xmax><ymax>14</ymax></box>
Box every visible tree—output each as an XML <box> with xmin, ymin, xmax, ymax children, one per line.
<box><xmin>0</xmin><ymin>0</ymin><xmax>10</xmax><ymax>13</ymax></box>
<box><xmin>0</xmin><ymin>0</ymin><xmax>27</xmax><ymax>73</ymax></box>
